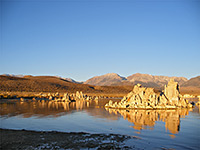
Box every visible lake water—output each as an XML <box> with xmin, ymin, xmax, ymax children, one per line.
<box><xmin>0</xmin><ymin>99</ymin><xmax>200</xmax><ymax>149</ymax></box>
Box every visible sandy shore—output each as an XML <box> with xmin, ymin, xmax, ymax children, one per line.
<box><xmin>0</xmin><ymin>128</ymin><xmax>136</xmax><ymax>150</ymax></box>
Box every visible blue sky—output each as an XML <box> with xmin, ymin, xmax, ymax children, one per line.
<box><xmin>1</xmin><ymin>0</ymin><xmax>200</xmax><ymax>81</ymax></box>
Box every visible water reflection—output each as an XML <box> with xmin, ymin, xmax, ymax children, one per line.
<box><xmin>0</xmin><ymin>100</ymin><xmax>94</xmax><ymax>118</ymax></box>
<box><xmin>105</xmin><ymin>108</ymin><xmax>192</xmax><ymax>135</ymax></box>
<box><xmin>0</xmin><ymin>99</ymin><xmax>195</xmax><ymax>136</ymax></box>
<box><xmin>0</xmin><ymin>99</ymin><xmax>120</xmax><ymax>120</ymax></box>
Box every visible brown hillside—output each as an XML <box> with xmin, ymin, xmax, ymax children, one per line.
<box><xmin>180</xmin><ymin>87</ymin><xmax>200</xmax><ymax>96</ymax></box>
<box><xmin>181</xmin><ymin>76</ymin><xmax>200</xmax><ymax>88</ymax></box>
<box><xmin>180</xmin><ymin>76</ymin><xmax>200</xmax><ymax>95</ymax></box>
<box><xmin>0</xmin><ymin>75</ymin><xmax>94</xmax><ymax>93</ymax></box>
<box><xmin>0</xmin><ymin>75</ymin><xmax>133</xmax><ymax>96</ymax></box>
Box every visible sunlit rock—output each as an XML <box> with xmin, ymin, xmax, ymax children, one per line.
<box><xmin>55</xmin><ymin>92</ymin><xmax>59</xmax><ymax>97</ymax></box>
<box><xmin>20</xmin><ymin>98</ymin><xmax>24</xmax><ymax>102</ymax></box>
<box><xmin>51</xmin><ymin>91</ymin><xmax>98</xmax><ymax>102</ymax></box>
<box><xmin>197</xmin><ymin>95</ymin><xmax>200</xmax><ymax>101</ymax></box>
<box><xmin>183</xmin><ymin>94</ymin><xmax>195</xmax><ymax>98</ymax></box>
<box><xmin>196</xmin><ymin>101</ymin><xmax>200</xmax><ymax>106</ymax></box>
<box><xmin>49</xmin><ymin>96</ymin><xmax>53</xmax><ymax>100</ymax></box>
<box><xmin>164</xmin><ymin>79</ymin><xmax>179</xmax><ymax>104</ymax></box>
<box><xmin>105</xmin><ymin>80</ymin><xmax>193</xmax><ymax>109</ymax></box>
<box><xmin>94</xmin><ymin>96</ymin><xmax>99</xmax><ymax>101</ymax></box>
<box><xmin>62</xmin><ymin>93</ymin><xmax>71</xmax><ymax>102</ymax></box>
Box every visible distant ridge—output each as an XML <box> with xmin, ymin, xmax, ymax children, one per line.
<box><xmin>127</xmin><ymin>73</ymin><xmax>187</xmax><ymax>87</ymax></box>
<box><xmin>181</xmin><ymin>76</ymin><xmax>200</xmax><ymax>88</ymax></box>
<box><xmin>2</xmin><ymin>74</ymin><xmax>24</xmax><ymax>78</ymax></box>
<box><xmin>55</xmin><ymin>76</ymin><xmax>83</xmax><ymax>84</ymax></box>
<box><xmin>64</xmin><ymin>78</ymin><xmax>83</xmax><ymax>84</ymax></box>
<box><xmin>84</xmin><ymin>73</ymin><xmax>188</xmax><ymax>87</ymax></box>
<box><xmin>84</xmin><ymin>73</ymin><xmax>127</xmax><ymax>86</ymax></box>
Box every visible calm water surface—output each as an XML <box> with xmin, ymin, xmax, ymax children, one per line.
<box><xmin>0</xmin><ymin>99</ymin><xmax>199</xmax><ymax>149</ymax></box>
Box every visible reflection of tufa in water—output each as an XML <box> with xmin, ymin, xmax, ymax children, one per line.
<box><xmin>105</xmin><ymin>79</ymin><xmax>193</xmax><ymax>109</ymax></box>
<box><xmin>105</xmin><ymin>108</ymin><xmax>192</xmax><ymax>136</ymax></box>
<box><xmin>0</xmin><ymin>100</ymin><xmax>94</xmax><ymax>118</ymax></box>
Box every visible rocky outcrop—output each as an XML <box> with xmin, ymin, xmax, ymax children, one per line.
<box><xmin>47</xmin><ymin>91</ymin><xmax>99</xmax><ymax>102</ymax></box>
<box><xmin>105</xmin><ymin>79</ymin><xmax>193</xmax><ymax>109</ymax></box>
<box><xmin>62</xmin><ymin>93</ymin><xmax>71</xmax><ymax>102</ymax></box>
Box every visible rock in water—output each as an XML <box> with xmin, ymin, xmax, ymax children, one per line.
<box><xmin>164</xmin><ymin>79</ymin><xmax>179</xmax><ymax>105</ymax></box>
<box><xmin>105</xmin><ymin>79</ymin><xmax>193</xmax><ymax>109</ymax></box>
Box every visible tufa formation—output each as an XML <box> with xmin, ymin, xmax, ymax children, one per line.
<box><xmin>105</xmin><ymin>79</ymin><xmax>193</xmax><ymax>109</ymax></box>
<box><xmin>48</xmin><ymin>91</ymin><xmax>98</xmax><ymax>102</ymax></box>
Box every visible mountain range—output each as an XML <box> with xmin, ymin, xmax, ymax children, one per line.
<box><xmin>1</xmin><ymin>73</ymin><xmax>200</xmax><ymax>95</ymax></box>
<box><xmin>84</xmin><ymin>73</ymin><xmax>127</xmax><ymax>86</ymax></box>
<box><xmin>84</xmin><ymin>73</ymin><xmax>189</xmax><ymax>87</ymax></box>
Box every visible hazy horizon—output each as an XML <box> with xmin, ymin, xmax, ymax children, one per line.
<box><xmin>1</xmin><ymin>0</ymin><xmax>199</xmax><ymax>81</ymax></box>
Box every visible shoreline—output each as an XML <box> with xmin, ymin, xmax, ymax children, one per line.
<box><xmin>105</xmin><ymin>106</ymin><xmax>194</xmax><ymax>110</ymax></box>
<box><xmin>0</xmin><ymin>128</ymin><xmax>136</xmax><ymax>150</ymax></box>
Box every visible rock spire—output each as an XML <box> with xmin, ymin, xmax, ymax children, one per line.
<box><xmin>105</xmin><ymin>80</ymin><xmax>193</xmax><ymax>109</ymax></box>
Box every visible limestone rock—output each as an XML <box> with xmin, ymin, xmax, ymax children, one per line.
<box><xmin>20</xmin><ymin>98</ymin><xmax>24</xmax><ymax>102</ymax></box>
<box><xmin>50</xmin><ymin>91</ymin><xmax>97</xmax><ymax>102</ymax></box>
<box><xmin>105</xmin><ymin>80</ymin><xmax>193</xmax><ymax>109</ymax></box>
<box><xmin>164</xmin><ymin>79</ymin><xmax>179</xmax><ymax>104</ymax></box>
<box><xmin>196</xmin><ymin>101</ymin><xmax>200</xmax><ymax>106</ymax></box>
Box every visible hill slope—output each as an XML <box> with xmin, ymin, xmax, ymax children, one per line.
<box><xmin>0</xmin><ymin>75</ymin><xmax>94</xmax><ymax>93</ymax></box>
<box><xmin>181</xmin><ymin>76</ymin><xmax>200</xmax><ymax>88</ymax></box>
<box><xmin>0</xmin><ymin>75</ymin><xmax>133</xmax><ymax>95</ymax></box>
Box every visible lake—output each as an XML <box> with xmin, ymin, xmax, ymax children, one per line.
<box><xmin>0</xmin><ymin>99</ymin><xmax>199</xmax><ymax>150</ymax></box>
